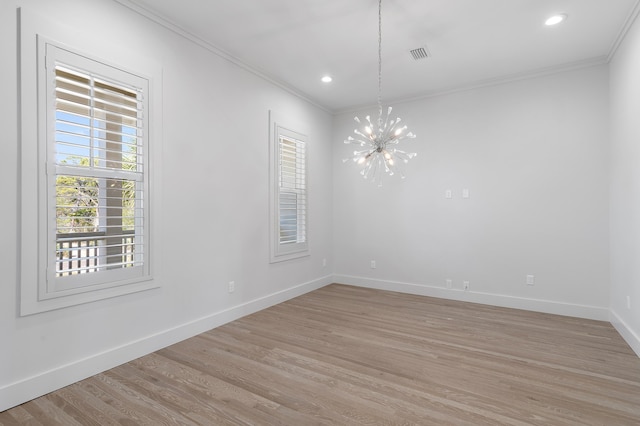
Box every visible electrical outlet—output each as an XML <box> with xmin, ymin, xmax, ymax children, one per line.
<box><xmin>445</xmin><ymin>189</ymin><xmax>452</xmax><ymax>199</ymax></box>
<box><xmin>627</xmin><ymin>296</ymin><xmax>632</xmax><ymax>310</ymax></box>
<box><xmin>370</xmin><ymin>260</ymin><xmax>376</xmax><ymax>269</ymax></box>
<box><xmin>462</xmin><ymin>188</ymin><xmax>470</xmax><ymax>199</ymax></box>
<box><xmin>446</xmin><ymin>279</ymin><xmax>452</xmax><ymax>289</ymax></box>
<box><xmin>228</xmin><ymin>281</ymin><xmax>235</xmax><ymax>293</ymax></box>
<box><xmin>463</xmin><ymin>280</ymin><xmax>470</xmax><ymax>291</ymax></box>
<box><xmin>526</xmin><ymin>275</ymin><xmax>535</xmax><ymax>286</ymax></box>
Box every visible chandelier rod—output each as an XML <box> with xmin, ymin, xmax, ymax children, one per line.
<box><xmin>377</xmin><ymin>0</ymin><xmax>383</xmax><ymax>124</ymax></box>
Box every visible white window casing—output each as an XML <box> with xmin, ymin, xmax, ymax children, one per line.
<box><xmin>19</xmin><ymin>19</ymin><xmax>161</xmax><ymax>315</ymax></box>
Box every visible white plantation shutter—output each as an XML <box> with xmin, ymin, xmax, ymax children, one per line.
<box><xmin>45</xmin><ymin>44</ymin><xmax>149</xmax><ymax>296</ymax></box>
<box><xmin>269</xmin><ymin>116</ymin><xmax>309</xmax><ymax>262</ymax></box>
<box><xmin>279</xmin><ymin>136</ymin><xmax>306</xmax><ymax>245</ymax></box>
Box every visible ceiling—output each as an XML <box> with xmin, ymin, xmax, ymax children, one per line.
<box><xmin>119</xmin><ymin>0</ymin><xmax>638</xmax><ymax>112</ymax></box>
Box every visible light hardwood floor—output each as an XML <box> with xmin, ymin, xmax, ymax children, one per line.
<box><xmin>2</xmin><ymin>284</ymin><xmax>640</xmax><ymax>425</ymax></box>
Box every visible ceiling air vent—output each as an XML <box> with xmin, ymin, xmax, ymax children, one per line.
<box><xmin>410</xmin><ymin>47</ymin><xmax>430</xmax><ymax>61</ymax></box>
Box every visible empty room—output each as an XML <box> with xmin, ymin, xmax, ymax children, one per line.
<box><xmin>1</xmin><ymin>0</ymin><xmax>640</xmax><ymax>424</ymax></box>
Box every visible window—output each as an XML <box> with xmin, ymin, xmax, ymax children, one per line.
<box><xmin>270</xmin><ymin>114</ymin><xmax>308</xmax><ymax>262</ymax></box>
<box><xmin>19</xmin><ymin>34</ymin><xmax>159</xmax><ymax>315</ymax></box>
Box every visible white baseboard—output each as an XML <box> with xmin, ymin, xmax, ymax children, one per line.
<box><xmin>0</xmin><ymin>275</ymin><xmax>332</xmax><ymax>412</ymax></box>
<box><xmin>334</xmin><ymin>275</ymin><xmax>610</xmax><ymax>321</ymax></box>
<box><xmin>610</xmin><ymin>310</ymin><xmax>640</xmax><ymax>358</ymax></box>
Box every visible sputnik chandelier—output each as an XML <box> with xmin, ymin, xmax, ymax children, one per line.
<box><xmin>344</xmin><ymin>0</ymin><xmax>417</xmax><ymax>186</ymax></box>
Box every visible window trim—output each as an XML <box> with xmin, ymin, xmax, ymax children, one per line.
<box><xmin>19</xmin><ymin>12</ymin><xmax>162</xmax><ymax>315</ymax></box>
<box><xmin>269</xmin><ymin>111</ymin><xmax>309</xmax><ymax>263</ymax></box>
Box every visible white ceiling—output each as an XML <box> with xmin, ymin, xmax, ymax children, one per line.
<box><xmin>120</xmin><ymin>0</ymin><xmax>638</xmax><ymax>112</ymax></box>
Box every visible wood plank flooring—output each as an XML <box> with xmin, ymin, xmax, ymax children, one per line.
<box><xmin>2</xmin><ymin>284</ymin><xmax>640</xmax><ymax>425</ymax></box>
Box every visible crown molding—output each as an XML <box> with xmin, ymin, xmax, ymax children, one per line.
<box><xmin>111</xmin><ymin>0</ymin><xmax>330</xmax><ymax>113</ymax></box>
<box><xmin>607</xmin><ymin>0</ymin><xmax>640</xmax><ymax>62</ymax></box>
<box><xmin>336</xmin><ymin>56</ymin><xmax>608</xmax><ymax>115</ymax></box>
<box><xmin>112</xmin><ymin>0</ymin><xmax>639</xmax><ymax>116</ymax></box>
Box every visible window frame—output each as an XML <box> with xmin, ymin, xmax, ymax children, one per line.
<box><xmin>269</xmin><ymin>112</ymin><xmax>309</xmax><ymax>263</ymax></box>
<box><xmin>44</xmin><ymin>44</ymin><xmax>149</xmax><ymax>297</ymax></box>
<box><xmin>19</xmin><ymin>20</ymin><xmax>161</xmax><ymax>315</ymax></box>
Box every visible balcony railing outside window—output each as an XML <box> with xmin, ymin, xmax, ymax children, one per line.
<box><xmin>56</xmin><ymin>231</ymin><xmax>135</xmax><ymax>277</ymax></box>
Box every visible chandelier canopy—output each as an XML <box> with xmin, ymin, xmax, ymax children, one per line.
<box><xmin>344</xmin><ymin>0</ymin><xmax>417</xmax><ymax>186</ymax></box>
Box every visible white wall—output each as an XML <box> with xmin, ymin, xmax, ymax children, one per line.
<box><xmin>333</xmin><ymin>65</ymin><xmax>611</xmax><ymax>320</ymax></box>
<box><xmin>610</xmin><ymin>11</ymin><xmax>640</xmax><ymax>355</ymax></box>
<box><xmin>0</xmin><ymin>0</ymin><xmax>333</xmax><ymax>410</ymax></box>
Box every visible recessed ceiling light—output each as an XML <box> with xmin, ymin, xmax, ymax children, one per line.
<box><xmin>545</xmin><ymin>14</ymin><xmax>567</xmax><ymax>26</ymax></box>
<box><xmin>321</xmin><ymin>75</ymin><xmax>333</xmax><ymax>83</ymax></box>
